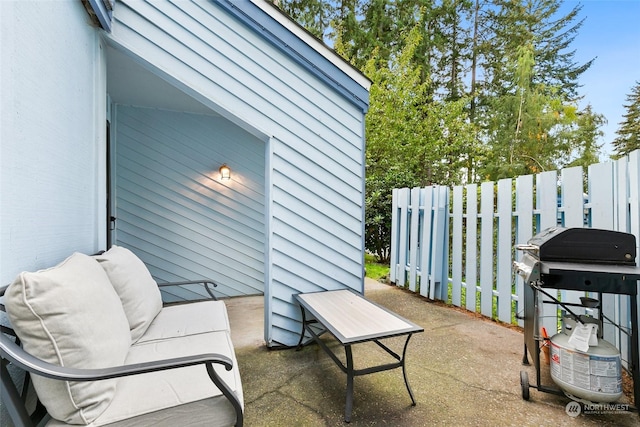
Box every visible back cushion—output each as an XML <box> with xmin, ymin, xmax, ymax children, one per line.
<box><xmin>94</xmin><ymin>246</ymin><xmax>163</xmax><ymax>342</ymax></box>
<box><xmin>5</xmin><ymin>253</ymin><xmax>131</xmax><ymax>424</ymax></box>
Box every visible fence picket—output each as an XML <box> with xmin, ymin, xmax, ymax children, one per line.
<box><xmin>560</xmin><ymin>167</ymin><xmax>587</xmax><ymax>320</ymax></box>
<box><xmin>589</xmin><ymin>162</ymin><xmax>614</xmax><ymax>229</ymax></box>
<box><xmin>434</xmin><ymin>186</ymin><xmax>450</xmax><ymax>301</ymax></box>
<box><xmin>420</xmin><ymin>188</ymin><xmax>434</xmax><ymax>298</ymax></box>
<box><xmin>396</xmin><ymin>188</ymin><xmax>410</xmax><ymax>286</ymax></box>
<box><xmin>514</xmin><ymin>174</ymin><xmax>534</xmax><ymax>327</ymax></box>
<box><xmin>497</xmin><ymin>178</ymin><xmax>513</xmax><ymax>323</ymax></box>
<box><xmin>390</xmin><ymin>189</ymin><xmax>399</xmax><ymax>284</ymax></box>
<box><xmin>536</xmin><ymin>171</ymin><xmax>559</xmax><ymax>334</ymax></box>
<box><xmin>408</xmin><ymin>187</ymin><xmax>421</xmax><ymax>292</ymax></box>
<box><xmin>588</xmin><ymin>162</ymin><xmax>617</xmax><ymax>341</ymax></box>
<box><xmin>480</xmin><ymin>182</ymin><xmax>495</xmax><ymax>317</ymax></box>
<box><xmin>451</xmin><ymin>186</ymin><xmax>464</xmax><ymax>307</ymax></box>
<box><xmin>465</xmin><ymin>184</ymin><xmax>478</xmax><ymax>312</ymax></box>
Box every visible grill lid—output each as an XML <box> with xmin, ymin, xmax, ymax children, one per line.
<box><xmin>521</xmin><ymin>227</ymin><xmax>636</xmax><ymax>265</ymax></box>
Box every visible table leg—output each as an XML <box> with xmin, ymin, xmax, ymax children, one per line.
<box><xmin>296</xmin><ymin>306</ymin><xmax>307</xmax><ymax>351</ymax></box>
<box><xmin>345</xmin><ymin>345</ymin><xmax>354</xmax><ymax>423</ymax></box>
<box><xmin>401</xmin><ymin>334</ymin><xmax>417</xmax><ymax>406</ymax></box>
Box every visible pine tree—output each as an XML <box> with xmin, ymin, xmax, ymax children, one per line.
<box><xmin>270</xmin><ymin>0</ymin><xmax>334</xmax><ymax>39</ymax></box>
<box><xmin>477</xmin><ymin>0</ymin><xmax>599</xmax><ymax>179</ymax></box>
<box><xmin>612</xmin><ymin>81</ymin><xmax>640</xmax><ymax>158</ymax></box>
<box><xmin>482</xmin><ymin>0</ymin><xmax>591</xmax><ymax>101</ymax></box>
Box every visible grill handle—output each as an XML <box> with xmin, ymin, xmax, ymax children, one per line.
<box><xmin>515</xmin><ymin>244</ymin><xmax>538</xmax><ymax>251</ymax></box>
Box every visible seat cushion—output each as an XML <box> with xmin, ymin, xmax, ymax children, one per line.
<box><xmin>5</xmin><ymin>253</ymin><xmax>131</xmax><ymax>424</ymax></box>
<box><xmin>94</xmin><ymin>246</ymin><xmax>163</xmax><ymax>342</ymax></box>
<box><xmin>91</xmin><ymin>331</ymin><xmax>243</xmax><ymax>426</ymax></box>
<box><xmin>136</xmin><ymin>300</ymin><xmax>230</xmax><ymax>344</ymax></box>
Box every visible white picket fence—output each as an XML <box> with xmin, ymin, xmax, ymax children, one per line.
<box><xmin>390</xmin><ymin>150</ymin><xmax>640</xmax><ymax>362</ymax></box>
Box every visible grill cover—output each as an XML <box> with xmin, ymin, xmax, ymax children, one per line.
<box><xmin>526</xmin><ymin>227</ymin><xmax>636</xmax><ymax>265</ymax></box>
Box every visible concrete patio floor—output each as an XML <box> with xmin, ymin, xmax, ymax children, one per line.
<box><xmin>226</xmin><ymin>279</ymin><xmax>640</xmax><ymax>426</ymax></box>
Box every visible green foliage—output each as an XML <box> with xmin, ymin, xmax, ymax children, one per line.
<box><xmin>612</xmin><ymin>81</ymin><xmax>640</xmax><ymax>158</ymax></box>
<box><xmin>362</xmin><ymin>27</ymin><xmax>476</xmax><ymax>261</ymax></box>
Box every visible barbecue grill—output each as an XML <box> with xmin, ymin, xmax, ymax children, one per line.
<box><xmin>513</xmin><ymin>227</ymin><xmax>640</xmax><ymax>407</ymax></box>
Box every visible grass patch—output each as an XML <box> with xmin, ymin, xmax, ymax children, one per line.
<box><xmin>364</xmin><ymin>254</ymin><xmax>390</xmax><ymax>281</ymax></box>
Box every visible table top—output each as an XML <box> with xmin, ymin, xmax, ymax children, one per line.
<box><xmin>295</xmin><ymin>289</ymin><xmax>423</xmax><ymax>344</ymax></box>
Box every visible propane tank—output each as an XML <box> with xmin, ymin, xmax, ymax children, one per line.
<box><xmin>549</xmin><ymin>332</ymin><xmax>622</xmax><ymax>403</ymax></box>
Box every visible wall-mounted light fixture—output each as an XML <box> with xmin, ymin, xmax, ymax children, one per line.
<box><xmin>219</xmin><ymin>164</ymin><xmax>231</xmax><ymax>181</ymax></box>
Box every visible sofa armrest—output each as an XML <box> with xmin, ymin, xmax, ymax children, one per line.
<box><xmin>158</xmin><ymin>280</ymin><xmax>219</xmax><ymax>302</ymax></box>
<box><xmin>0</xmin><ymin>332</ymin><xmax>243</xmax><ymax>427</ymax></box>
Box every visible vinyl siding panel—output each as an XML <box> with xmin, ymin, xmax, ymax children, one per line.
<box><xmin>108</xmin><ymin>0</ymin><xmax>367</xmax><ymax>346</ymax></box>
<box><xmin>114</xmin><ymin>106</ymin><xmax>265</xmax><ymax>298</ymax></box>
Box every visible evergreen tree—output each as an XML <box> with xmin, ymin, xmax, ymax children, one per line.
<box><xmin>363</xmin><ymin>27</ymin><xmax>476</xmax><ymax>261</ymax></box>
<box><xmin>269</xmin><ymin>0</ymin><xmax>334</xmax><ymax>39</ymax></box>
<box><xmin>429</xmin><ymin>0</ymin><xmax>473</xmax><ymax>102</ymax></box>
<box><xmin>477</xmin><ymin>0</ymin><xmax>599</xmax><ymax>179</ymax></box>
<box><xmin>612</xmin><ymin>81</ymin><xmax>640</xmax><ymax>158</ymax></box>
<box><xmin>482</xmin><ymin>0</ymin><xmax>591</xmax><ymax>101</ymax></box>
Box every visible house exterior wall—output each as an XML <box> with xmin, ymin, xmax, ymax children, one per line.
<box><xmin>108</xmin><ymin>0</ymin><xmax>367</xmax><ymax>347</ymax></box>
<box><xmin>113</xmin><ymin>105</ymin><xmax>265</xmax><ymax>298</ymax></box>
<box><xmin>0</xmin><ymin>0</ymin><xmax>107</xmax><ymax>284</ymax></box>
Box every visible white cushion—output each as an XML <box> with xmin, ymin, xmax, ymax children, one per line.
<box><xmin>94</xmin><ymin>246</ymin><xmax>163</xmax><ymax>342</ymax></box>
<box><xmin>137</xmin><ymin>300</ymin><xmax>230</xmax><ymax>344</ymax></box>
<box><xmin>5</xmin><ymin>253</ymin><xmax>131</xmax><ymax>424</ymax></box>
<box><xmin>92</xmin><ymin>331</ymin><xmax>243</xmax><ymax>426</ymax></box>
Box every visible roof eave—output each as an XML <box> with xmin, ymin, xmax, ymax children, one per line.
<box><xmin>215</xmin><ymin>0</ymin><xmax>370</xmax><ymax>112</ymax></box>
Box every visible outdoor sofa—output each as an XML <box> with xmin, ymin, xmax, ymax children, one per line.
<box><xmin>0</xmin><ymin>246</ymin><xmax>243</xmax><ymax>426</ymax></box>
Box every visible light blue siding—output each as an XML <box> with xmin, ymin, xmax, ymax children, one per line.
<box><xmin>216</xmin><ymin>0</ymin><xmax>369</xmax><ymax>111</ymax></box>
<box><xmin>0</xmin><ymin>0</ymin><xmax>107</xmax><ymax>284</ymax></box>
<box><xmin>113</xmin><ymin>106</ymin><xmax>265</xmax><ymax>298</ymax></box>
<box><xmin>107</xmin><ymin>0</ymin><xmax>368</xmax><ymax>346</ymax></box>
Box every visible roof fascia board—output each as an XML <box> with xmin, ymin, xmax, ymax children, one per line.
<box><xmin>248</xmin><ymin>0</ymin><xmax>370</xmax><ymax>90</ymax></box>
<box><xmin>214</xmin><ymin>0</ymin><xmax>370</xmax><ymax>112</ymax></box>
<box><xmin>87</xmin><ymin>0</ymin><xmax>114</xmax><ymax>32</ymax></box>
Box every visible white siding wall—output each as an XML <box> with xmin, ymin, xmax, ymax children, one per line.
<box><xmin>0</xmin><ymin>0</ymin><xmax>106</xmax><ymax>284</ymax></box>
<box><xmin>113</xmin><ymin>106</ymin><xmax>265</xmax><ymax>298</ymax></box>
<box><xmin>109</xmin><ymin>0</ymin><xmax>365</xmax><ymax>346</ymax></box>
